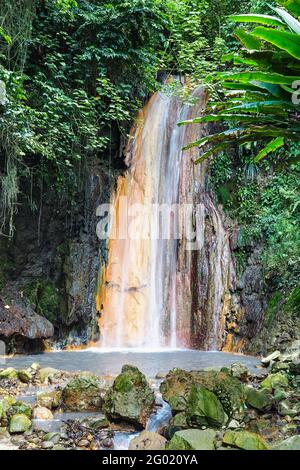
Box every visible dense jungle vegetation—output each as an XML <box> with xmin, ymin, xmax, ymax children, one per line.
<box><xmin>0</xmin><ymin>0</ymin><xmax>299</xmax><ymax>320</ymax></box>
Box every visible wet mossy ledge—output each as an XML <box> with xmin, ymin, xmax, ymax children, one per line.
<box><xmin>0</xmin><ymin>342</ymin><xmax>300</xmax><ymax>450</ymax></box>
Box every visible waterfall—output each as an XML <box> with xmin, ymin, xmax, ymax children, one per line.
<box><xmin>97</xmin><ymin>86</ymin><xmax>237</xmax><ymax>351</ymax></box>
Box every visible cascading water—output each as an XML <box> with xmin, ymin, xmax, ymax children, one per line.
<box><xmin>97</xmin><ymin>85</ymin><xmax>237</xmax><ymax>350</ymax></box>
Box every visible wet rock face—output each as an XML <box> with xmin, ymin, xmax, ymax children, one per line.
<box><xmin>0</xmin><ymin>296</ymin><xmax>54</xmax><ymax>353</ymax></box>
<box><xmin>104</xmin><ymin>365</ymin><xmax>155</xmax><ymax>428</ymax></box>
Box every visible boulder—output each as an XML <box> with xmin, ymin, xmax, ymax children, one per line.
<box><xmin>261</xmin><ymin>351</ymin><xmax>281</xmax><ymax>366</ymax></box>
<box><xmin>9</xmin><ymin>414</ymin><xmax>32</xmax><ymax>434</ymax></box>
<box><xmin>277</xmin><ymin>400</ymin><xmax>298</xmax><ymax>417</ymax></box>
<box><xmin>9</xmin><ymin>401</ymin><xmax>32</xmax><ymax>418</ymax></box>
<box><xmin>273</xmin><ymin>435</ymin><xmax>300</xmax><ymax>451</ymax></box>
<box><xmin>17</xmin><ymin>369</ymin><xmax>32</xmax><ymax>384</ymax></box>
<box><xmin>0</xmin><ymin>296</ymin><xmax>54</xmax><ymax>351</ymax></box>
<box><xmin>129</xmin><ymin>431</ymin><xmax>167</xmax><ymax>450</ymax></box>
<box><xmin>37</xmin><ymin>390</ymin><xmax>61</xmax><ymax>409</ymax></box>
<box><xmin>38</xmin><ymin>367</ymin><xmax>60</xmax><ymax>384</ymax></box>
<box><xmin>167</xmin><ymin>429</ymin><xmax>217</xmax><ymax>451</ymax></box>
<box><xmin>32</xmin><ymin>407</ymin><xmax>54</xmax><ymax>420</ymax></box>
<box><xmin>230</xmin><ymin>363</ymin><xmax>249</xmax><ymax>382</ymax></box>
<box><xmin>62</xmin><ymin>376</ymin><xmax>104</xmax><ymax>411</ymax></box>
<box><xmin>261</xmin><ymin>373</ymin><xmax>289</xmax><ymax>392</ymax></box>
<box><xmin>246</xmin><ymin>387</ymin><xmax>272</xmax><ymax>411</ymax></box>
<box><xmin>104</xmin><ymin>365</ymin><xmax>155</xmax><ymax>428</ymax></box>
<box><xmin>160</xmin><ymin>369</ymin><xmax>245</xmax><ymax>418</ymax></box>
<box><xmin>223</xmin><ymin>430</ymin><xmax>269</xmax><ymax>450</ymax></box>
<box><xmin>0</xmin><ymin>368</ymin><xmax>18</xmax><ymax>380</ymax></box>
<box><xmin>170</xmin><ymin>412</ymin><xmax>188</xmax><ymax>427</ymax></box>
<box><xmin>186</xmin><ymin>386</ymin><xmax>225</xmax><ymax>428</ymax></box>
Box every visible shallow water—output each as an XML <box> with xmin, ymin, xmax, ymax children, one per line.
<box><xmin>1</xmin><ymin>349</ymin><xmax>261</xmax><ymax>378</ymax></box>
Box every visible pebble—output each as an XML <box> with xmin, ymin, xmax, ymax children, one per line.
<box><xmin>78</xmin><ymin>439</ymin><xmax>89</xmax><ymax>447</ymax></box>
<box><xmin>41</xmin><ymin>441</ymin><xmax>54</xmax><ymax>449</ymax></box>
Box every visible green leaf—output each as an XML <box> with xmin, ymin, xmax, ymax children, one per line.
<box><xmin>234</xmin><ymin>28</ymin><xmax>262</xmax><ymax>50</ymax></box>
<box><xmin>276</xmin><ymin>1</ymin><xmax>300</xmax><ymax>16</ymax></box>
<box><xmin>272</xmin><ymin>6</ymin><xmax>300</xmax><ymax>34</ymax></box>
<box><xmin>254</xmin><ymin>137</ymin><xmax>285</xmax><ymax>162</ymax></box>
<box><xmin>220</xmin><ymin>70</ymin><xmax>300</xmax><ymax>85</ymax></box>
<box><xmin>252</xmin><ymin>27</ymin><xmax>300</xmax><ymax>60</ymax></box>
<box><xmin>0</xmin><ymin>26</ymin><xmax>12</xmax><ymax>45</ymax></box>
<box><xmin>228</xmin><ymin>14</ymin><xmax>285</xmax><ymax>27</ymax></box>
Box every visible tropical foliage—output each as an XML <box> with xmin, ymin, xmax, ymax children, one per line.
<box><xmin>181</xmin><ymin>0</ymin><xmax>300</xmax><ymax>164</ymax></box>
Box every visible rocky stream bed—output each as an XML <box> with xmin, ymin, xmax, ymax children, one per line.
<box><xmin>0</xmin><ymin>346</ymin><xmax>300</xmax><ymax>451</ymax></box>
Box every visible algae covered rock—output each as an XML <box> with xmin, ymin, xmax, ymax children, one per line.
<box><xmin>38</xmin><ymin>367</ymin><xmax>60</xmax><ymax>384</ymax></box>
<box><xmin>37</xmin><ymin>390</ymin><xmax>62</xmax><ymax>409</ymax></box>
<box><xmin>223</xmin><ymin>430</ymin><xmax>269</xmax><ymax>450</ymax></box>
<box><xmin>186</xmin><ymin>386</ymin><xmax>225</xmax><ymax>428</ymax></box>
<box><xmin>9</xmin><ymin>414</ymin><xmax>32</xmax><ymax>434</ymax></box>
<box><xmin>160</xmin><ymin>368</ymin><xmax>245</xmax><ymax>418</ymax></box>
<box><xmin>129</xmin><ymin>431</ymin><xmax>167</xmax><ymax>450</ymax></box>
<box><xmin>230</xmin><ymin>363</ymin><xmax>249</xmax><ymax>382</ymax></box>
<box><xmin>246</xmin><ymin>387</ymin><xmax>272</xmax><ymax>411</ymax></box>
<box><xmin>167</xmin><ymin>429</ymin><xmax>217</xmax><ymax>451</ymax></box>
<box><xmin>261</xmin><ymin>373</ymin><xmax>289</xmax><ymax>392</ymax></box>
<box><xmin>9</xmin><ymin>401</ymin><xmax>32</xmax><ymax>418</ymax></box>
<box><xmin>17</xmin><ymin>369</ymin><xmax>32</xmax><ymax>384</ymax></box>
<box><xmin>104</xmin><ymin>365</ymin><xmax>155</xmax><ymax>428</ymax></box>
<box><xmin>170</xmin><ymin>412</ymin><xmax>188</xmax><ymax>428</ymax></box>
<box><xmin>0</xmin><ymin>368</ymin><xmax>18</xmax><ymax>380</ymax></box>
<box><xmin>62</xmin><ymin>375</ymin><xmax>104</xmax><ymax>411</ymax></box>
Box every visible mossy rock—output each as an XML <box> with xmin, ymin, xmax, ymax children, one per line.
<box><xmin>38</xmin><ymin>367</ymin><xmax>60</xmax><ymax>384</ymax></box>
<box><xmin>273</xmin><ymin>435</ymin><xmax>300</xmax><ymax>451</ymax></box>
<box><xmin>9</xmin><ymin>401</ymin><xmax>32</xmax><ymax>418</ymax></box>
<box><xmin>186</xmin><ymin>386</ymin><xmax>226</xmax><ymax>428</ymax></box>
<box><xmin>167</xmin><ymin>429</ymin><xmax>217</xmax><ymax>451</ymax></box>
<box><xmin>223</xmin><ymin>430</ymin><xmax>269</xmax><ymax>450</ymax></box>
<box><xmin>9</xmin><ymin>414</ymin><xmax>32</xmax><ymax>434</ymax></box>
<box><xmin>0</xmin><ymin>368</ymin><xmax>18</xmax><ymax>380</ymax></box>
<box><xmin>160</xmin><ymin>368</ymin><xmax>245</xmax><ymax>418</ymax></box>
<box><xmin>18</xmin><ymin>369</ymin><xmax>32</xmax><ymax>384</ymax></box>
<box><xmin>170</xmin><ymin>412</ymin><xmax>188</xmax><ymax>428</ymax></box>
<box><xmin>24</xmin><ymin>279</ymin><xmax>60</xmax><ymax>324</ymax></box>
<box><xmin>246</xmin><ymin>387</ymin><xmax>272</xmax><ymax>411</ymax></box>
<box><xmin>104</xmin><ymin>365</ymin><xmax>155</xmax><ymax>428</ymax></box>
<box><xmin>37</xmin><ymin>390</ymin><xmax>62</xmax><ymax>409</ymax></box>
<box><xmin>62</xmin><ymin>376</ymin><xmax>104</xmax><ymax>411</ymax></box>
<box><xmin>261</xmin><ymin>373</ymin><xmax>289</xmax><ymax>392</ymax></box>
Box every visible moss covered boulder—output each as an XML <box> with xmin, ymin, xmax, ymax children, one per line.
<box><xmin>0</xmin><ymin>368</ymin><xmax>18</xmax><ymax>380</ymax></box>
<box><xmin>167</xmin><ymin>429</ymin><xmax>217</xmax><ymax>450</ymax></box>
<box><xmin>160</xmin><ymin>368</ymin><xmax>245</xmax><ymax>418</ymax></box>
<box><xmin>273</xmin><ymin>435</ymin><xmax>300</xmax><ymax>450</ymax></box>
<box><xmin>37</xmin><ymin>390</ymin><xmax>62</xmax><ymax>410</ymax></box>
<box><xmin>223</xmin><ymin>430</ymin><xmax>269</xmax><ymax>450</ymax></box>
<box><xmin>62</xmin><ymin>376</ymin><xmax>105</xmax><ymax>411</ymax></box>
<box><xmin>186</xmin><ymin>386</ymin><xmax>225</xmax><ymax>428</ymax></box>
<box><xmin>261</xmin><ymin>373</ymin><xmax>289</xmax><ymax>392</ymax></box>
<box><xmin>104</xmin><ymin>365</ymin><xmax>155</xmax><ymax>428</ymax></box>
<box><xmin>9</xmin><ymin>414</ymin><xmax>32</xmax><ymax>434</ymax></box>
<box><xmin>246</xmin><ymin>387</ymin><xmax>272</xmax><ymax>411</ymax></box>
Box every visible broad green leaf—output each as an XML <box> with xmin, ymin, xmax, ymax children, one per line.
<box><xmin>252</xmin><ymin>27</ymin><xmax>300</xmax><ymax>60</ymax></box>
<box><xmin>234</xmin><ymin>28</ymin><xmax>262</xmax><ymax>50</ymax></box>
<box><xmin>220</xmin><ymin>70</ymin><xmax>300</xmax><ymax>85</ymax></box>
<box><xmin>276</xmin><ymin>1</ymin><xmax>300</xmax><ymax>16</ymax></box>
<box><xmin>254</xmin><ymin>137</ymin><xmax>285</xmax><ymax>162</ymax></box>
<box><xmin>228</xmin><ymin>14</ymin><xmax>284</xmax><ymax>27</ymax></box>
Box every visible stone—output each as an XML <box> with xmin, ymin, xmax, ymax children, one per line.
<box><xmin>32</xmin><ymin>407</ymin><xmax>54</xmax><ymax>420</ymax></box>
<box><xmin>261</xmin><ymin>373</ymin><xmax>289</xmax><ymax>392</ymax></box>
<box><xmin>273</xmin><ymin>389</ymin><xmax>288</xmax><ymax>402</ymax></box>
<box><xmin>78</xmin><ymin>439</ymin><xmax>89</xmax><ymax>447</ymax></box>
<box><xmin>9</xmin><ymin>414</ymin><xmax>32</xmax><ymax>434</ymax></box>
<box><xmin>62</xmin><ymin>376</ymin><xmax>104</xmax><ymax>411</ymax></box>
<box><xmin>44</xmin><ymin>432</ymin><xmax>60</xmax><ymax>444</ymax></box>
<box><xmin>160</xmin><ymin>369</ymin><xmax>245</xmax><ymax>418</ymax></box>
<box><xmin>273</xmin><ymin>435</ymin><xmax>300</xmax><ymax>450</ymax></box>
<box><xmin>228</xmin><ymin>419</ymin><xmax>241</xmax><ymax>429</ymax></box>
<box><xmin>17</xmin><ymin>369</ymin><xmax>32</xmax><ymax>383</ymax></box>
<box><xmin>104</xmin><ymin>365</ymin><xmax>155</xmax><ymax>428</ymax></box>
<box><xmin>0</xmin><ymin>368</ymin><xmax>18</xmax><ymax>380</ymax></box>
<box><xmin>230</xmin><ymin>363</ymin><xmax>249</xmax><ymax>382</ymax></box>
<box><xmin>41</xmin><ymin>441</ymin><xmax>54</xmax><ymax>449</ymax></box>
<box><xmin>129</xmin><ymin>431</ymin><xmax>167</xmax><ymax>451</ymax></box>
<box><xmin>38</xmin><ymin>367</ymin><xmax>59</xmax><ymax>384</ymax></box>
<box><xmin>186</xmin><ymin>386</ymin><xmax>225</xmax><ymax>428</ymax></box>
<box><xmin>0</xmin><ymin>296</ymin><xmax>54</xmax><ymax>348</ymax></box>
<box><xmin>261</xmin><ymin>351</ymin><xmax>281</xmax><ymax>365</ymax></box>
<box><xmin>170</xmin><ymin>412</ymin><xmax>188</xmax><ymax>427</ymax></box>
<box><xmin>246</xmin><ymin>387</ymin><xmax>272</xmax><ymax>411</ymax></box>
<box><xmin>271</xmin><ymin>362</ymin><xmax>290</xmax><ymax>373</ymax></box>
<box><xmin>10</xmin><ymin>401</ymin><xmax>32</xmax><ymax>418</ymax></box>
<box><xmin>277</xmin><ymin>400</ymin><xmax>298</xmax><ymax>417</ymax></box>
<box><xmin>155</xmin><ymin>372</ymin><xmax>166</xmax><ymax>380</ymax></box>
<box><xmin>223</xmin><ymin>430</ymin><xmax>269</xmax><ymax>450</ymax></box>
<box><xmin>167</xmin><ymin>429</ymin><xmax>217</xmax><ymax>451</ymax></box>
<box><xmin>30</xmin><ymin>363</ymin><xmax>40</xmax><ymax>371</ymax></box>
<box><xmin>37</xmin><ymin>390</ymin><xmax>61</xmax><ymax>409</ymax></box>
